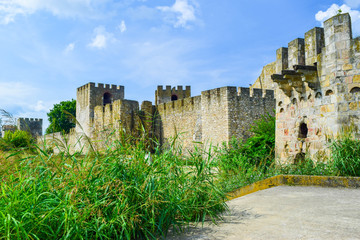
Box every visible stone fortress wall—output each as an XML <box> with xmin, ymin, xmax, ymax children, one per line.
<box><xmin>40</xmin><ymin>13</ymin><xmax>360</xmax><ymax>163</ymax></box>
<box><xmin>252</xmin><ymin>13</ymin><xmax>360</xmax><ymax>163</ymax></box>
<box><xmin>1</xmin><ymin>118</ymin><xmax>42</xmax><ymax>138</ymax></box>
<box><xmin>157</xmin><ymin>86</ymin><xmax>275</xmax><ymax>151</ymax></box>
<box><xmin>41</xmin><ymin>83</ymin><xmax>275</xmax><ymax>154</ymax></box>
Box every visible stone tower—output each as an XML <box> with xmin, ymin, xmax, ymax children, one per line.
<box><xmin>155</xmin><ymin>85</ymin><xmax>191</xmax><ymax>105</ymax></box>
<box><xmin>17</xmin><ymin>118</ymin><xmax>43</xmax><ymax>137</ymax></box>
<box><xmin>76</xmin><ymin>82</ymin><xmax>124</xmax><ymax>136</ymax></box>
<box><xmin>270</xmin><ymin>13</ymin><xmax>360</xmax><ymax>163</ymax></box>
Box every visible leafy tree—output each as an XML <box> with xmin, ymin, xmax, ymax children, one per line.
<box><xmin>46</xmin><ymin>99</ymin><xmax>76</xmax><ymax>134</ymax></box>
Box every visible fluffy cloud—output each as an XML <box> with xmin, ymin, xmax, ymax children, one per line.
<box><xmin>89</xmin><ymin>34</ymin><xmax>107</xmax><ymax>49</ymax></box>
<box><xmin>88</xmin><ymin>26</ymin><xmax>114</xmax><ymax>49</ymax></box>
<box><xmin>157</xmin><ymin>0</ymin><xmax>198</xmax><ymax>28</ymax></box>
<box><xmin>0</xmin><ymin>0</ymin><xmax>103</xmax><ymax>24</ymax></box>
<box><xmin>315</xmin><ymin>3</ymin><xmax>360</xmax><ymax>34</ymax></box>
<box><xmin>64</xmin><ymin>43</ymin><xmax>75</xmax><ymax>54</ymax></box>
<box><xmin>30</xmin><ymin>100</ymin><xmax>47</xmax><ymax>112</ymax></box>
<box><xmin>119</xmin><ymin>20</ymin><xmax>127</xmax><ymax>33</ymax></box>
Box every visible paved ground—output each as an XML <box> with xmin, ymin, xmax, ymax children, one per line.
<box><xmin>167</xmin><ymin>186</ymin><xmax>360</xmax><ymax>240</ymax></box>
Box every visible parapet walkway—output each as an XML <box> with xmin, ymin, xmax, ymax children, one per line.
<box><xmin>167</xmin><ymin>176</ymin><xmax>360</xmax><ymax>240</ymax></box>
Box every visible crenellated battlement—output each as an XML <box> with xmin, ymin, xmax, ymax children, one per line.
<box><xmin>155</xmin><ymin>85</ymin><xmax>191</xmax><ymax>105</ymax></box>
<box><xmin>77</xmin><ymin>82</ymin><xmax>124</xmax><ymax>92</ymax></box>
<box><xmin>18</xmin><ymin>117</ymin><xmax>43</xmax><ymax>123</ymax></box>
<box><xmin>269</xmin><ymin>14</ymin><xmax>356</xmax><ymax>98</ymax></box>
<box><xmin>260</xmin><ymin>13</ymin><xmax>360</xmax><ymax>163</ymax></box>
<box><xmin>157</xmin><ymin>85</ymin><xmax>191</xmax><ymax>92</ymax></box>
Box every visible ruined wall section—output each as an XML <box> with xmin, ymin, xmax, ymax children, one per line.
<box><xmin>157</xmin><ymin>95</ymin><xmax>201</xmax><ymax>150</ymax></box>
<box><xmin>228</xmin><ymin>88</ymin><xmax>275</xmax><ymax>141</ymax></box>
<box><xmin>38</xmin><ymin>129</ymin><xmax>89</xmax><ymax>154</ymax></box>
<box><xmin>251</xmin><ymin>47</ymin><xmax>289</xmax><ymax>93</ymax></box>
<box><xmin>251</xmin><ymin>62</ymin><xmax>276</xmax><ymax>90</ymax></box>
<box><xmin>17</xmin><ymin>118</ymin><xmax>43</xmax><ymax>137</ymax></box>
<box><xmin>1</xmin><ymin>125</ymin><xmax>16</xmax><ymax>137</ymax></box>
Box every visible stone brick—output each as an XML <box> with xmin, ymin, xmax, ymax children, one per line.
<box><xmin>345</xmin><ymin>76</ymin><xmax>353</xmax><ymax>83</ymax></box>
<box><xmin>338</xmin><ymin>103</ymin><xmax>348</xmax><ymax>111</ymax></box>
<box><xmin>353</xmin><ymin>75</ymin><xmax>360</xmax><ymax>83</ymax></box>
<box><xmin>349</xmin><ymin>102</ymin><xmax>359</xmax><ymax>110</ymax></box>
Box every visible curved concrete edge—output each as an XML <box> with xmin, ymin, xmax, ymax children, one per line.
<box><xmin>227</xmin><ymin>174</ymin><xmax>360</xmax><ymax>200</ymax></box>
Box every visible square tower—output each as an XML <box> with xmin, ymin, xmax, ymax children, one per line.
<box><xmin>76</xmin><ymin>82</ymin><xmax>124</xmax><ymax>136</ymax></box>
<box><xmin>155</xmin><ymin>85</ymin><xmax>191</xmax><ymax>105</ymax></box>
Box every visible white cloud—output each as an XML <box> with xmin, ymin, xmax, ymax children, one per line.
<box><xmin>119</xmin><ymin>20</ymin><xmax>127</xmax><ymax>33</ymax></box>
<box><xmin>315</xmin><ymin>3</ymin><xmax>360</xmax><ymax>35</ymax></box>
<box><xmin>64</xmin><ymin>42</ymin><xmax>75</xmax><ymax>54</ymax></box>
<box><xmin>30</xmin><ymin>100</ymin><xmax>47</xmax><ymax>112</ymax></box>
<box><xmin>88</xmin><ymin>26</ymin><xmax>114</xmax><ymax>49</ymax></box>
<box><xmin>0</xmin><ymin>0</ymin><xmax>103</xmax><ymax>24</ymax></box>
<box><xmin>89</xmin><ymin>34</ymin><xmax>107</xmax><ymax>49</ymax></box>
<box><xmin>157</xmin><ymin>0</ymin><xmax>198</xmax><ymax>28</ymax></box>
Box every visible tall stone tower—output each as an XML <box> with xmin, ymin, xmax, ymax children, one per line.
<box><xmin>76</xmin><ymin>82</ymin><xmax>124</xmax><ymax>136</ymax></box>
<box><xmin>270</xmin><ymin>13</ymin><xmax>360</xmax><ymax>163</ymax></box>
<box><xmin>155</xmin><ymin>85</ymin><xmax>191</xmax><ymax>105</ymax></box>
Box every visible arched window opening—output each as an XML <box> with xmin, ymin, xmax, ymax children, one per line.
<box><xmin>103</xmin><ymin>92</ymin><xmax>112</xmax><ymax>105</ymax></box>
<box><xmin>299</xmin><ymin>122</ymin><xmax>308</xmax><ymax>139</ymax></box>
<box><xmin>308</xmin><ymin>94</ymin><xmax>312</xmax><ymax>100</ymax></box>
<box><xmin>280</xmin><ymin>108</ymin><xmax>284</xmax><ymax>113</ymax></box>
<box><xmin>325</xmin><ymin>89</ymin><xmax>334</xmax><ymax>96</ymax></box>
<box><xmin>171</xmin><ymin>94</ymin><xmax>178</xmax><ymax>101</ymax></box>
<box><xmin>350</xmin><ymin>87</ymin><xmax>360</xmax><ymax>93</ymax></box>
<box><xmin>292</xmin><ymin>98</ymin><xmax>297</xmax><ymax>104</ymax></box>
<box><xmin>315</xmin><ymin>92</ymin><xmax>322</xmax><ymax>99</ymax></box>
<box><xmin>278</xmin><ymin>101</ymin><xmax>283</xmax><ymax>107</ymax></box>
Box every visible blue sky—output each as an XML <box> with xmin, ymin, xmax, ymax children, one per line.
<box><xmin>1</xmin><ymin>0</ymin><xmax>360</xmax><ymax>130</ymax></box>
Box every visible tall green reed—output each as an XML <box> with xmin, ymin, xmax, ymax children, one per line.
<box><xmin>0</xmin><ymin>131</ymin><xmax>227</xmax><ymax>239</ymax></box>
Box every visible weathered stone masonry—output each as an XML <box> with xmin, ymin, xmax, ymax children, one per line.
<box><xmin>1</xmin><ymin>118</ymin><xmax>42</xmax><ymax>138</ymax></box>
<box><xmin>253</xmin><ymin>13</ymin><xmax>360</xmax><ymax>163</ymax></box>
<box><xmin>157</xmin><ymin>86</ymin><xmax>275</xmax><ymax>151</ymax></box>
<box><xmin>42</xmin><ymin>82</ymin><xmax>275</xmax><ymax>153</ymax></box>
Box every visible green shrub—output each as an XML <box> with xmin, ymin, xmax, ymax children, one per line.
<box><xmin>0</xmin><ymin>130</ymin><xmax>34</xmax><ymax>150</ymax></box>
<box><xmin>216</xmin><ymin>112</ymin><xmax>276</xmax><ymax>192</ymax></box>
<box><xmin>330</xmin><ymin>135</ymin><xmax>360</xmax><ymax>176</ymax></box>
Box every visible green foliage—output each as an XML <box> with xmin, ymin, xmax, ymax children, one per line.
<box><xmin>278</xmin><ymin>157</ymin><xmax>335</xmax><ymax>176</ymax></box>
<box><xmin>0</xmin><ymin>130</ymin><xmax>34</xmax><ymax>150</ymax></box>
<box><xmin>218</xmin><ymin>113</ymin><xmax>275</xmax><ymax>168</ymax></box>
<box><xmin>46</xmin><ymin>99</ymin><xmax>76</xmax><ymax>134</ymax></box>
<box><xmin>216</xmin><ymin>112</ymin><xmax>276</xmax><ymax>192</ymax></box>
<box><xmin>330</xmin><ymin>134</ymin><xmax>360</xmax><ymax>176</ymax></box>
<box><xmin>0</xmin><ymin>133</ymin><xmax>227</xmax><ymax>239</ymax></box>
<box><xmin>245</xmin><ymin>112</ymin><xmax>276</xmax><ymax>167</ymax></box>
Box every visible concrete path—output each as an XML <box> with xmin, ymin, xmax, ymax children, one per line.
<box><xmin>167</xmin><ymin>186</ymin><xmax>360</xmax><ymax>240</ymax></box>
